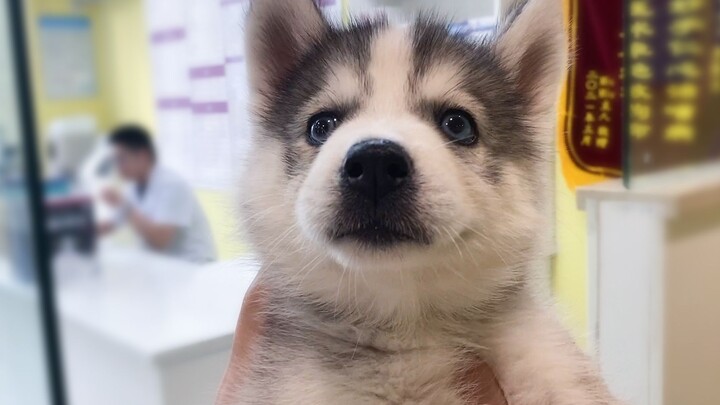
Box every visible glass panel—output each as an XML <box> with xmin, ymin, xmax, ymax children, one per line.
<box><xmin>0</xmin><ymin>2</ymin><xmax>61</xmax><ymax>405</ymax></box>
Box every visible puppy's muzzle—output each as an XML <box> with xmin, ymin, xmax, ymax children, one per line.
<box><xmin>342</xmin><ymin>139</ymin><xmax>412</xmax><ymax>204</ymax></box>
<box><xmin>330</xmin><ymin>139</ymin><xmax>429</xmax><ymax>248</ymax></box>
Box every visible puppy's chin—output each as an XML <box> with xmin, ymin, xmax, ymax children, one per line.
<box><xmin>325</xmin><ymin>236</ymin><xmax>441</xmax><ymax>272</ymax></box>
<box><xmin>307</xmin><ymin>219</ymin><xmax>473</xmax><ymax>273</ymax></box>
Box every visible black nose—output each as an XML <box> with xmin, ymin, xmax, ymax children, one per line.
<box><xmin>342</xmin><ymin>139</ymin><xmax>412</xmax><ymax>202</ymax></box>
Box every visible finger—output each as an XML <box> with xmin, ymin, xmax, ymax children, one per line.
<box><xmin>457</xmin><ymin>361</ymin><xmax>509</xmax><ymax>405</ymax></box>
<box><xmin>216</xmin><ymin>278</ymin><xmax>266</xmax><ymax>404</ymax></box>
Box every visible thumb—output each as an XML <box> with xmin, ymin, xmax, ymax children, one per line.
<box><xmin>216</xmin><ymin>279</ymin><xmax>266</xmax><ymax>404</ymax></box>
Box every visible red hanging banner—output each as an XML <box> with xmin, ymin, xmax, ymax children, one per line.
<box><xmin>560</xmin><ymin>0</ymin><xmax>624</xmax><ymax>186</ymax></box>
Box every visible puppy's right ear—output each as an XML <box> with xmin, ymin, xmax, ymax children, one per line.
<box><xmin>246</xmin><ymin>0</ymin><xmax>327</xmax><ymax>100</ymax></box>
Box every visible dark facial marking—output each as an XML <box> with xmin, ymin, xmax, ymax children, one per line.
<box><xmin>482</xmin><ymin>156</ymin><xmax>504</xmax><ymax>185</ymax></box>
<box><xmin>331</xmin><ymin>178</ymin><xmax>432</xmax><ymax>249</ymax></box>
<box><xmin>256</xmin><ymin>16</ymin><xmax>389</xmax><ymax>177</ymax></box>
<box><xmin>257</xmin><ymin>18</ymin><xmax>385</xmax><ymax>138</ymax></box>
<box><xmin>410</xmin><ymin>15</ymin><xmax>541</xmax><ymax>164</ymax></box>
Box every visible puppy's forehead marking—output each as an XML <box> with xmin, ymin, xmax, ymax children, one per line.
<box><xmin>415</xmin><ymin>63</ymin><xmax>487</xmax><ymax>120</ymax></box>
<box><xmin>418</xmin><ymin>63</ymin><xmax>463</xmax><ymax>99</ymax></box>
<box><xmin>305</xmin><ymin>64</ymin><xmax>363</xmax><ymax>113</ymax></box>
<box><xmin>367</xmin><ymin>28</ymin><xmax>413</xmax><ymax>112</ymax></box>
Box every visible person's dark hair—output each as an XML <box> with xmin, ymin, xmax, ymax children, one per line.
<box><xmin>109</xmin><ymin>125</ymin><xmax>155</xmax><ymax>159</ymax></box>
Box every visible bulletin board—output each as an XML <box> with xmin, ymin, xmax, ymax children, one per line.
<box><xmin>38</xmin><ymin>16</ymin><xmax>97</xmax><ymax>99</ymax></box>
<box><xmin>624</xmin><ymin>0</ymin><xmax>720</xmax><ymax>179</ymax></box>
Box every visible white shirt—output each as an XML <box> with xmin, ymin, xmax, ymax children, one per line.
<box><xmin>124</xmin><ymin>166</ymin><xmax>217</xmax><ymax>263</ymax></box>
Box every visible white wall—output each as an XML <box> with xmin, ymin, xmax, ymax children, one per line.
<box><xmin>346</xmin><ymin>0</ymin><xmax>498</xmax><ymax>21</ymax></box>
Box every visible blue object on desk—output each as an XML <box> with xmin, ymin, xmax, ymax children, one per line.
<box><xmin>0</xmin><ymin>179</ymin><xmax>36</xmax><ymax>283</ymax></box>
<box><xmin>45</xmin><ymin>177</ymin><xmax>72</xmax><ymax>198</ymax></box>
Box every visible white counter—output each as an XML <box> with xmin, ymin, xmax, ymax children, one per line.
<box><xmin>0</xmin><ymin>246</ymin><xmax>258</xmax><ymax>405</ymax></box>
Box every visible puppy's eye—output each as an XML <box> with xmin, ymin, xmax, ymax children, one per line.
<box><xmin>439</xmin><ymin>110</ymin><xmax>477</xmax><ymax>146</ymax></box>
<box><xmin>307</xmin><ymin>113</ymin><xmax>340</xmax><ymax>146</ymax></box>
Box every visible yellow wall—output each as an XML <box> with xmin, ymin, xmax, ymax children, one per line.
<box><xmin>549</xmin><ymin>0</ymin><xmax>603</xmax><ymax>343</ymax></box>
<box><xmin>552</xmin><ymin>163</ymin><xmax>589</xmax><ymax>345</ymax></box>
<box><xmin>96</xmin><ymin>0</ymin><xmax>155</xmax><ymax>131</ymax></box>
<box><xmin>196</xmin><ymin>190</ymin><xmax>246</xmax><ymax>260</ymax></box>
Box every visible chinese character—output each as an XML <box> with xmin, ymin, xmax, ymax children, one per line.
<box><xmin>630</xmin><ymin>123</ymin><xmax>652</xmax><ymax>139</ymax></box>
<box><xmin>670</xmin><ymin>17</ymin><xmax>706</xmax><ymax>37</ymax></box>
<box><xmin>597</xmin><ymin>125</ymin><xmax>610</xmax><ymax>138</ymax></box>
<box><xmin>669</xmin><ymin>0</ymin><xmax>704</xmax><ymax>15</ymax></box>
<box><xmin>664</xmin><ymin>104</ymin><xmax>696</xmax><ymax>121</ymax></box>
<box><xmin>666</xmin><ymin>61</ymin><xmax>701</xmax><ymax>79</ymax></box>
<box><xmin>599</xmin><ymin>88</ymin><xmax>616</xmax><ymax>100</ymax></box>
<box><xmin>666</xmin><ymin>83</ymin><xmax>699</xmax><ymax>99</ymax></box>
<box><xmin>630</xmin><ymin>42</ymin><xmax>654</xmax><ymax>58</ymax></box>
<box><xmin>631</xmin><ymin>62</ymin><xmax>654</xmax><ymax>80</ymax></box>
<box><xmin>631</xmin><ymin>83</ymin><xmax>652</xmax><ymax>100</ymax></box>
<box><xmin>665</xmin><ymin>124</ymin><xmax>695</xmax><ymax>142</ymax></box>
<box><xmin>630</xmin><ymin>21</ymin><xmax>655</xmax><ymax>39</ymax></box>
<box><xmin>668</xmin><ymin>40</ymin><xmax>703</xmax><ymax>57</ymax></box>
<box><xmin>600</xmin><ymin>76</ymin><xmax>616</xmax><ymax>87</ymax></box>
<box><xmin>630</xmin><ymin>1</ymin><xmax>654</xmax><ymax>18</ymax></box>
<box><xmin>630</xmin><ymin>103</ymin><xmax>652</xmax><ymax>121</ymax></box>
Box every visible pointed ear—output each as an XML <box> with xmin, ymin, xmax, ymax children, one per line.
<box><xmin>246</xmin><ymin>0</ymin><xmax>328</xmax><ymax>99</ymax></box>
<box><xmin>495</xmin><ymin>0</ymin><xmax>568</xmax><ymax>115</ymax></box>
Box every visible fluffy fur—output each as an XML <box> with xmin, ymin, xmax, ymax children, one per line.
<box><xmin>225</xmin><ymin>0</ymin><xmax>622</xmax><ymax>403</ymax></box>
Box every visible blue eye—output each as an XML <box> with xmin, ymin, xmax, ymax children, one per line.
<box><xmin>439</xmin><ymin>110</ymin><xmax>477</xmax><ymax>145</ymax></box>
<box><xmin>307</xmin><ymin>113</ymin><xmax>340</xmax><ymax>146</ymax></box>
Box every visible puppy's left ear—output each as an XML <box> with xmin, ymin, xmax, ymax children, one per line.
<box><xmin>496</xmin><ymin>0</ymin><xmax>568</xmax><ymax>116</ymax></box>
<box><xmin>246</xmin><ymin>0</ymin><xmax>328</xmax><ymax>101</ymax></box>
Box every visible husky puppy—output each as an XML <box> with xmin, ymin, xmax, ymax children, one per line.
<box><xmin>230</xmin><ymin>0</ymin><xmax>620</xmax><ymax>403</ymax></box>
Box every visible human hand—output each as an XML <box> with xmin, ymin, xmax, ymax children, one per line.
<box><xmin>101</xmin><ymin>188</ymin><xmax>125</xmax><ymax>207</ymax></box>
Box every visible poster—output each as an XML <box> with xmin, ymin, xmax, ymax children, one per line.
<box><xmin>38</xmin><ymin>16</ymin><xmax>97</xmax><ymax>99</ymax></box>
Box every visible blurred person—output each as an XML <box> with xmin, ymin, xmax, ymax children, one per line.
<box><xmin>99</xmin><ymin>125</ymin><xmax>216</xmax><ymax>263</ymax></box>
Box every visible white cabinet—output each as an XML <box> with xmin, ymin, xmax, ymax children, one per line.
<box><xmin>1</xmin><ymin>247</ymin><xmax>258</xmax><ymax>405</ymax></box>
<box><xmin>578</xmin><ymin>168</ymin><xmax>720</xmax><ymax>405</ymax></box>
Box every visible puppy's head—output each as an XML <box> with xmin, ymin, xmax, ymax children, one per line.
<box><xmin>242</xmin><ymin>0</ymin><xmax>566</xmax><ymax>313</ymax></box>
